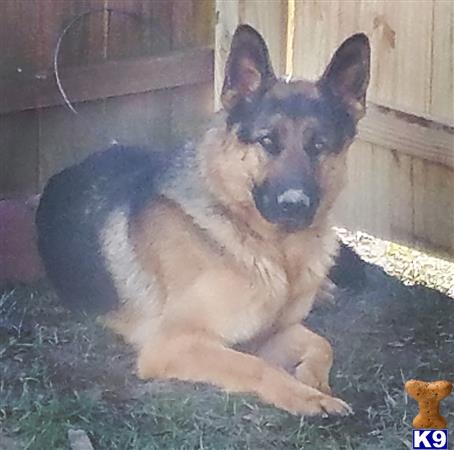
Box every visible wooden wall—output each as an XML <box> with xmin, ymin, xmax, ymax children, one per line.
<box><xmin>0</xmin><ymin>0</ymin><xmax>214</xmax><ymax>196</ymax></box>
<box><xmin>216</xmin><ymin>0</ymin><xmax>454</xmax><ymax>257</ymax></box>
<box><xmin>2</xmin><ymin>0</ymin><xmax>453</xmax><ymax>257</ymax></box>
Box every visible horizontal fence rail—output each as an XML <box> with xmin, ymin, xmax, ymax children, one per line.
<box><xmin>0</xmin><ymin>48</ymin><xmax>214</xmax><ymax>115</ymax></box>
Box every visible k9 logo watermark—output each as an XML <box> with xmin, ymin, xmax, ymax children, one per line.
<box><xmin>412</xmin><ymin>430</ymin><xmax>448</xmax><ymax>449</ymax></box>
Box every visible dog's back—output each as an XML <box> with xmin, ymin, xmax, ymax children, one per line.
<box><xmin>36</xmin><ymin>146</ymin><xmax>166</xmax><ymax>313</ymax></box>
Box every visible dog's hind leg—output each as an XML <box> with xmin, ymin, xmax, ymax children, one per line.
<box><xmin>256</xmin><ymin>324</ymin><xmax>333</xmax><ymax>395</ymax></box>
<box><xmin>136</xmin><ymin>331</ymin><xmax>350</xmax><ymax>417</ymax></box>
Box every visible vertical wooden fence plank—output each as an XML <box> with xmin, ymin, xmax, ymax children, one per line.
<box><xmin>0</xmin><ymin>111</ymin><xmax>39</xmax><ymax>196</ymax></box>
<box><xmin>171</xmin><ymin>0</ymin><xmax>214</xmax><ymax>50</ymax></box>
<box><xmin>293</xmin><ymin>0</ymin><xmax>349</xmax><ymax>81</ymax></box>
<box><xmin>241</xmin><ymin>0</ymin><xmax>288</xmax><ymax>76</ymax></box>
<box><xmin>412</xmin><ymin>159</ymin><xmax>454</xmax><ymax>256</ymax></box>
<box><xmin>430</xmin><ymin>0</ymin><xmax>454</xmax><ymax>121</ymax></box>
<box><xmin>360</xmin><ymin>0</ymin><xmax>397</xmax><ymax>107</ymax></box>
<box><xmin>214</xmin><ymin>0</ymin><xmax>241</xmax><ymax>110</ymax></box>
<box><xmin>106</xmin><ymin>0</ymin><xmax>172</xmax><ymax>59</ymax></box>
<box><xmin>387</xmin><ymin>0</ymin><xmax>434</xmax><ymax>114</ymax></box>
<box><xmin>170</xmin><ymin>0</ymin><xmax>214</xmax><ymax>146</ymax></box>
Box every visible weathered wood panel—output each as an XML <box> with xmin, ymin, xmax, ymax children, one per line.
<box><xmin>293</xmin><ymin>0</ymin><xmax>439</xmax><ymax>116</ymax></box>
<box><xmin>431</xmin><ymin>0</ymin><xmax>454</xmax><ymax>121</ymax></box>
<box><xmin>0</xmin><ymin>0</ymin><xmax>214</xmax><ymax>196</ymax></box>
<box><xmin>106</xmin><ymin>0</ymin><xmax>172</xmax><ymax>59</ymax></box>
<box><xmin>171</xmin><ymin>0</ymin><xmax>214</xmax><ymax>50</ymax></box>
<box><xmin>335</xmin><ymin>145</ymin><xmax>454</xmax><ymax>258</ymax></box>
<box><xmin>38</xmin><ymin>90</ymin><xmax>172</xmax><ymax>187</ymax></box>
<box><xmin>0</xmin><ymin>111</ymin><xmax>39</xmax><ymax>196</ymax></box>
<box><xmin>412</xmin><ymin>159</ymin><xmax>454</xmax><ymax>257</ymax></box>
<box><xmin>290</xmin><ymin>0</ymin><xmax>454</xmax><ymax>256</ymax></box>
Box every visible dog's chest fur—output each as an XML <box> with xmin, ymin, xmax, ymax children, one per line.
<box><xmin>106</xmin><ymin>140</ymin><xmax>338</xmax><ymax>348</ymax></box>
<box><xmin>128</xmin><ymin>191</ymin><xmax>338</xmax><ymax>347</ymax></box>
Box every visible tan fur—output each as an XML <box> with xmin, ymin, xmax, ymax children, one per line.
<box><xmin>101</xmin><ymin>121</ymin><xmax>352</xmax><ymax>416</ymax></box>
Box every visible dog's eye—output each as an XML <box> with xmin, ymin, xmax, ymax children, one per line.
<box><xmin>307</xmin><ymin>136</ymin><xmax>328</xmax><ymax>156</ymax></box>
<box><xmin>258</xmin><ymin>135</ymin><xmax>280</xmax><ymax>155</ymax></box>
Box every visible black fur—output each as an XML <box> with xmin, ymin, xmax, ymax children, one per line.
<box><xmin>329</xmin><ymin>242</ymin><xmax>367</xmax><ymax>290</ymax></box>
<box><xmin>36</xmin><ymin>146</ymin><xmax>168</xmax><ymax>314</ymax></box>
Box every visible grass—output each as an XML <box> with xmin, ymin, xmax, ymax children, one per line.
<box><xmin>1</xmin><ymin>258</ymin><xmax>454</xmax><ymax>449</ymax></box>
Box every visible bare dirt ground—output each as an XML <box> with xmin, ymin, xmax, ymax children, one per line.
<box><xmin>1</xmin><ymin>241</ymin><xmax>453</xmax><ymax>450</ymax></box>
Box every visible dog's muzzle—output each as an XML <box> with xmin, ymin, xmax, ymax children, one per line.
<box><xmin>253</xmin><ymin>182</ymin><xmax>320</xmax><ymax>230</ymax></box>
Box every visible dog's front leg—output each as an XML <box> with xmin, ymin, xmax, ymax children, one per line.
<box><xmin>256</xmin><ymin>324</ymin><xmax>333</xmax><ymax>394</ymax></box>
<box><xmin>136</xmin><ymin>331</ymin><xmax>349</xmax><ymax>417</ymax></box>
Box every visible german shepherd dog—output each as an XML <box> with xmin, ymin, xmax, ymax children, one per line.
<box><xmin>36</xmin><ymin>25</ymin><xmax>370</xmax><ymax>416</ymax></box>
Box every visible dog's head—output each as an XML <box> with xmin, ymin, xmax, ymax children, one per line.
<box><xmin>204</xmin><ymin>25</ymin><xmax>370</xmax><ymax>233</ymax></box>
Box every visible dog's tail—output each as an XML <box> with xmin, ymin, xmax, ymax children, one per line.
<box><xmin>36</xmin><ymin>146</ymin><xmax>166</xmax><ymax>314</ymax></box>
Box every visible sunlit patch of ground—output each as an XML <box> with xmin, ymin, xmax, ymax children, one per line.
<box><xmin>336</xmin><ymin>228</ymin><xmax>454</xmax><ymax>298</ymax></box>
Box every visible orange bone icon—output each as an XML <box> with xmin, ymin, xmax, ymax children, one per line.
<box><xmin>405</xmin><ymin>379</ymin><xmax>452</xmax><ymax>429</ymax></box>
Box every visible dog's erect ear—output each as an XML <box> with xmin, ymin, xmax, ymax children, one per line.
<box><xmin>221</xmin><ymin>24</ymin><xmax>277</xmax><ymax>111</ymax></box>
<box><xmin>319</xmin><ymin>33</ymin><xmax>370</xmax><ymax>119</ymax></box>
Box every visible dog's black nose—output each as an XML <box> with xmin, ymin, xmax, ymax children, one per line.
<box><xmin>253</xmin><ymin>182</ymin><xmax>319</xmax><ymax>229</ymax></box>
<box><xmin>277</xmin><ymin>188</ymin><xmax>311</xmax><ymax>210</ymax></box>
<box><xmin>275</xmin><ymin>187</ymin><xmax>316</xmax><ymax>223</ymax></box>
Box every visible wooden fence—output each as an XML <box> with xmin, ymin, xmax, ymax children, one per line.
<box><xmin>2</xmin><ymin>0</ymin><xmax>453</xmax><ymax>258</ymax></box>
<box><xmin>216</xmin><ymin>0</ymin><xmax>454</xmax><ymax>258</ymax></box>
<box><xmin>0</xmin><ymin>0</ymin><xmax>214</xmax><ymax>196</ymax></box>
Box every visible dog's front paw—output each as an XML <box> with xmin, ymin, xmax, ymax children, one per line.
<box><xmin>276</xmin><ymin>381</ymin><xmax>352</xmax><ymax>417</ymax></box>
<box><xmin>284</xmin><ymin>387</ymin><xmax>352</xmax><ymax>417</ymax></box>
<box><xmin>318</xmin><ymin>394</ymin><xmax>353</xmax><ymax>417</ymax></box>
<box><xmin>294</xmin><ymin>361</ymin><xmax>332</xmax><ymax>395</ymax></box>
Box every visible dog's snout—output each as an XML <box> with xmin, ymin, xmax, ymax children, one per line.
<box><xmin>253</xmin><ymin>181</ymin><xmax>320</xmax><ymax>230</ymax></box>
<box><xmin>275</xmin><ymin>186</ymin><xmax>315</xmax><ymax>222</ymax></box>
<box><xmin>277</xmin><ymin>189</ymin><xmax>311</xmax><ymax>209</ymax></box>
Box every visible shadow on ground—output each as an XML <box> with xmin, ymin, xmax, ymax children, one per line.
<box><xmin>1</xmin><ymin>257</ymin><xmax>453</xmax><ymax>449</ymax></box>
